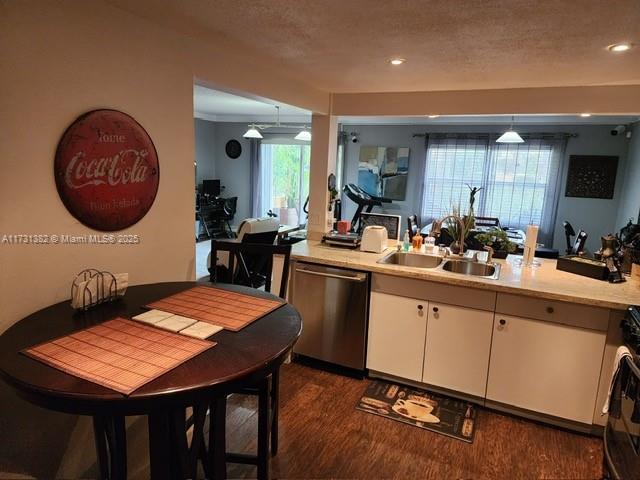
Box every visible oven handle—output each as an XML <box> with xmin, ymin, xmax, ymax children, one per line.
<box><xmin>625</xmin><ymin>356</ymin><xmax>640</xmax><ymax>379</ymax></box>
<box><xmin>295</xmin><ymin>268</ymin><xmax>367</xmax><ymax>283</ymax></box>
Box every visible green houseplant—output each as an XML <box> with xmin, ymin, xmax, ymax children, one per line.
<box><xmin>475</xmin><ymin>228</ymin><xmax>516</xmax><ymax>259</ymax></box>
<box><xmin>445</xmin><ymin>205</ymin><xmax>475</xmax><ymax>254</ymax></box>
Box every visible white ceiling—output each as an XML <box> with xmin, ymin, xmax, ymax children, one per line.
<box><xmin>193</xmin><ymin>85</ymin><xmax>311</xmax><ymax>123</ymax></box>
<box><xmin>111</xmin><ymin>0</ymin><xmax>640</xmax><ymax>94</ymax></box>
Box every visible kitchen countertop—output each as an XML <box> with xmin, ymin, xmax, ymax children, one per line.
<box><xmin>291</xmin><ymin>240</ymin><xmax>640</xmax><ymax>310</ymax></box>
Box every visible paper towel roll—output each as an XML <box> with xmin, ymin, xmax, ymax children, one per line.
<box><xmin>523</xmin><ymin>225</ymin><xmax>539</xmax><ymax>265</ymax></box>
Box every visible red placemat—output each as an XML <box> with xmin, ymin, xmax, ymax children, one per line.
<box><xmin>22</xmin><ymin>317</ymin><xmax>215</xmax><ymax>395</ymax></box>
<box><xmin>145</xmin><ymin>285</ymin><xmax>284</xmax><ymax>332</ymax></box>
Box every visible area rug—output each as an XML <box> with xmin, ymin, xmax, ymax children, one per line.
<box><xmin>356</xmin><ymin>379</ymin><xmax>477</xmax><ymax>443</ymax></box>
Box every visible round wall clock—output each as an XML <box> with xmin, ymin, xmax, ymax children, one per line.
<box><xmin>225</xmin><ymin>139</ymin><xmax>242</xmax><ymax>159</ymax></box>
<box><xmin>54</xmin><ymin>109</ymin><xmax>160</xmax><ymax>231</ymax></box>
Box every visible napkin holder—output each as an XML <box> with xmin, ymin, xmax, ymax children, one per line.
<box><xmin>71</xmin><ymin>269</ymin><xmax>127</xmax><ymax>310</ymax></box>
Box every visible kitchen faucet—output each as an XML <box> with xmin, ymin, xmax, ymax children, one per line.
<box><xmin>430</xmin><ymin>214</ymin><xmax>467</xmax><ymax>257</ymax></box>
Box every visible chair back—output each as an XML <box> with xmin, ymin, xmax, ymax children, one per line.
<box><xmin>210</xmin><ymin>241</ymin><xmax>292</xmax><ymax>299</ymax></box>
<box><xmin>236</xmin><ymin>217</ymin><xmax>280</xmax><ymax>242</ymax></box>
<box><xmin>224</xmin><ymin>197</ymin><xmax>238</xmax><ymax>221</ymax></box>
<box><xmin>475</xmin><ymin>216</ymin><xmax>501</xmax><ymax>228</ymax></box>
<box><xmin>407</xmin><ymin>214</ymin><xmax>420</xmax><ymax>236</ymax></box>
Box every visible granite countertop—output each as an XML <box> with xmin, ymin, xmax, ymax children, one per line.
<box><xmin>291</xmin><ymin>240</ymin><xmax>640</xmax><ymax>310</ymax></box>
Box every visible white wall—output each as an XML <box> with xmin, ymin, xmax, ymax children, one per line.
<box><xmin>554</xmin><ymin>126</ymin><xmax>631</xmax><ymax>252</ymax></box>
<box><xmin>0</xmin><ymin>2</ymin><xmax>328</xmax><ymax>476</ymax></box>
<box><xmin>341</xmin><ymin>124</ymin><xmax>630</xmax><ymax>252</ymax></box>
<box><xmin>214</xmin><ymin>123</ymin><xmax>253</xmax><ymax>224</ymax></box>
<box><xmin>195</xmin><ymin>118</ymin><xmax>217</xmax><ymax>185</ymax></box>
<box><xmin>616</xmin><ymin>124</ymin><xmax>640</xmax><ymax>228</ymax></box>
<box><xmin>0</xmin><ymin>2</ymin><xmax>198</xmax><ymax>335</ymax></box>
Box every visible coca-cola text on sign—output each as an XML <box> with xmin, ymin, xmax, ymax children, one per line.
<box><xmin>54</xmin><ymin>109</ymin><xmax>160</xmax><ymax>231</ymax></box>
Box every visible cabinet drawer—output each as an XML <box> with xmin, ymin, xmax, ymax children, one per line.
<box><xmin>372</xmin><ymin>273</ymin><xmax>496</xmax><ymax>311</ymax></box>
<box><xmin>495</xmin><ymin>293</ymin><xmax>608</xmax><ymax>331</ymax></box>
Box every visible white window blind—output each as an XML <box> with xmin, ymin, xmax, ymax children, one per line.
<box><xmin>421</xmin><ymin>134</ymin><xmax>566</xmax><ymax>246</ymax></box>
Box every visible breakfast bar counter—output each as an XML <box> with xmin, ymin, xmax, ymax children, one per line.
<box><xmin>291</xmin><ymin>240</ymin><xmax>640</xmax><ymax>310</ymax></box>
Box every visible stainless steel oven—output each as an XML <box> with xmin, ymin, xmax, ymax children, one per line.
<box><xmin>290</xmin><ymin>262</ymin><xmax>369</xmax><ymax>372</ymax></box>
<box><xmin>605</xmin><ymin>307</ymin><xmax>640</xmax><ymax>479</ymax></box>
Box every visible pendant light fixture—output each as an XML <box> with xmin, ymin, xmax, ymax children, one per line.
<box><xmin>242</xmin><ymin>105</ymin><xmax>311</xmax><ymax>141</ymax></box>
<box><xmin>294</xmin><ymin>128</ymin><xmax>311</xmax><ymax>141</ymax></box>
<box><xmin>243</xmin><ymin>124</ymin><xmax>263</xmax><ymax>139</ymax></box>
<box><xmin>496</xmin><ymin>116</ymin><xmax>524</xmax><ymax>144</ymax></box>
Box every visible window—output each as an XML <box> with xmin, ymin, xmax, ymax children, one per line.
<box><xmin>259</xmin><ymin>142</ymin><xmax>310</xmax><ymax>226</ymax></box>
<box><xmin>421</xmin><ymin>135</ymin><xmax>566</xmax><ymax>245</ymax></box>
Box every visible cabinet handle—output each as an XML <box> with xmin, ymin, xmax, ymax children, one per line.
<box><xmin>417</xmin><ymin>305</ymin><xmax>423</xmax><ymax>310</ymax></box>
<box><xmin>432</xmin><ymin>307</ymin><xmax>439</xmax><ymax>313</ymax></box>
<box><xmin>497</xmin><ymin>318</ymin><xmax>506</xmax><ymax>331</ymax></box>
<box><xmin>546</xmin><ymin>306</ymin><xmax>554</xmax><ymax>314</ymax></box>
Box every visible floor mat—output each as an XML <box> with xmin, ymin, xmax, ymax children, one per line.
<box><xmin>356</xmin><ymin>379</ymin><xmax>477</xmax><ymax>443</ymax></box>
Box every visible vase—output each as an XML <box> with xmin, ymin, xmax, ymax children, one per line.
<box><xmin>449</xmin><ymin>240</ymin><xmax>463</xmax><ymax>254</ymax></box>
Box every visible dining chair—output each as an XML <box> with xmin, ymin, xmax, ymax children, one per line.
<box><xmin>208</xmin><ymin>241</ymin><xmax>292</xmax><ymax>479</ymax></box>
<box><xmin>474</xmin><ymin>216</ymin><xmax>501</xmax><ymax>228</ymax></box>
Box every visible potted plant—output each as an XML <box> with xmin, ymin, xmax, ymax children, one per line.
<box><xmin>475</xmin><ymin>228</ymin><xmax>516</xmax><ymax>259</ymax></box>
<box><xmin>445</xmin><ymin>205</ymin><xmax>475</xmax><ymax>254</ymax></box>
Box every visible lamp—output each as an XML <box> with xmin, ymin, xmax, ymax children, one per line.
<box><xmin>243</xmin><ymin>106</ymin><xmax>311</xmax><ymax>140</ymax></box>
<box><xmin>294</xmin><ymin>128</ymin><xmax>311</xmax><ymax>141</ymax></box>
<box><xmin>243</xmin><ymin>124</ymin><xmax>263</xmax><ymax>139</ymax></box>
<box><xmin>496</xmin><ymin>116</ymin><xmax>524</xmax><ymax>144</ymax></box>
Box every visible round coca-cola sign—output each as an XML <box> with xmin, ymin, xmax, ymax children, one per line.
<box><xmin>54</xmin><ymin>109</ymin><xmax>159</xmax><ymax>231</ymax></box>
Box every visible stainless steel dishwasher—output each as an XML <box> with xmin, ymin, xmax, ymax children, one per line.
<box><xmin>291</xmin><ymin>262</ymin><xmax>369</xmax><ymax>372</ymax></box>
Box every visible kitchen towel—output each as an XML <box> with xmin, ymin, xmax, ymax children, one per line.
<box><xmin>602</xmin><ymin>345</ymin><xmax>633</xmax><ymax>415</ymax></box>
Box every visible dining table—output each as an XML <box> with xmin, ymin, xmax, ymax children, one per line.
<box><xmin>0</xmin><ymin>281</ymin><xmax>302</xmax><ymax>480</ymax></box>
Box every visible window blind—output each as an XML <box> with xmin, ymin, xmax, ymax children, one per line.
<box><xmin>421</xmin><ymin>134</ymin><xmax>567</xmax><ymax>246</ymax></box>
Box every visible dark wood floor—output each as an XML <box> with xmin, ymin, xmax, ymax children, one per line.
<box><xmin>225</xmin><ymin>362</ymin><xmax>603</xmax><ymax>479</ymax></box>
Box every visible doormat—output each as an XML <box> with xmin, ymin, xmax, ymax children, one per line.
<box><xmin>356</xmin><ymin>379</ymin><xmax>477</xmax><ymax>443</ymax></box>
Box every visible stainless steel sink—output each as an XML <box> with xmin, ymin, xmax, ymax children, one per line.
<box><xmin>442</xmin><ymin>259</ymin><xmax>501</xmax><ymax>279</ymax></box>
<box><xmin>378</xmin><ymin>252</ymin><xmax>444</xmax><ymax>268</ymax></box>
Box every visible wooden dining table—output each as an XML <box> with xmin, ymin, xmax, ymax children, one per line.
<box><xmin>0</xmin><ymin>281</ymin><xmax>302</xmax><ymax>480</ymax></box>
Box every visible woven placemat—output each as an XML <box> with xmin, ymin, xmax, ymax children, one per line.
<box><xmin>146</xmin><ymin>285</ymin><xmax>284</xmax><ymax>331</ymax></box>
<box><xmin>23</xmin><ymin>317</ymin><xmax>215</xmax><ymax>395</ymax></box>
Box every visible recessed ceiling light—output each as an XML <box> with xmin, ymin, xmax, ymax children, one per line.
<box><xmin>608</xmin><ymin>43</ymin><xmax>632</xmax><ymax>52</ymax></box>
<box><xmin>427</xmin><ymin>115</ymin><xmax>440</xmax><ymax>118</ymax></box>
<box><xmin>389</xmin><ymin>58</ymin><xmax>406</xmax><ymax>65</ymax></box>
<box><xmin>580</xmin><ymin>113</ymin><xmax>592</xmax><ymax>117</ymax></box>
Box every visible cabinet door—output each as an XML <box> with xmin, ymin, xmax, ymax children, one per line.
<box><xmin>486</xmin><ymin>314</ymin><xmax>606</xmax><ymax>424</ymax></box>
<box><xmin>367</xmin><ymin>291</ymin><xmax>427</xmax><ymax>381</ymax></box>
<box><xmin>422</xmin><ymin>303</ymin><xmax>494</xmax><ymax>397</ymax></box>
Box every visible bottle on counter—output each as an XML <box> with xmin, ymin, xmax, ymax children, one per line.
<box><xmin>412</xmin><ymin>232</ymin><xmax>423</xmax><ymax>252</ymax></box>
<box><xmin>403</xmin><ymin>230</ymin><xmax>411</xmax><ymax>252</ymax></box>
<box><xmin>424</xmin><ymin>235</ymin><xmax>436</xmax><ymax>253</ymax></box>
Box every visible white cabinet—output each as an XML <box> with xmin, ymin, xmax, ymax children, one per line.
<box><xmin>422</xmin><ymin>303</ymin><xmax>494</xmax><ymax>397</ymax></box>
<box><xmin>486</xmin><ymin>314</ymin><xmax>606</xmax><ymax>424</ymax></box>
<box><xmin>367</xmin><ymin>291</ymin><xmax>427</xmax><ymax>381</ymax></box>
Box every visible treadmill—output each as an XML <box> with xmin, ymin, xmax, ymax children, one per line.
<box><xmin>343</xmin><ymin>183</ymin><xmax>392</xmax><ymax>233</ymax></box>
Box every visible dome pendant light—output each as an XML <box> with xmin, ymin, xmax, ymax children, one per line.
<box><xmin>496</xmin><ymin>116</ymin><xmax>524</xmax><ymax>144</ymax></box>
<box><xmin>243</xmin><ymin>124</ymin><xmax>263</xmax><ymax>139</ymax></box>
<box><xmin>294</xmin><ymin>128</ymin><xmax>311</xmax><ymax>141</ymax></box>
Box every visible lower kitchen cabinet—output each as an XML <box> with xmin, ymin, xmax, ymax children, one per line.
<box><xmin>486</xmin><ymin>314</ymin><xmax>606</xmax><ymax>424</ymax></box>
<box><xmin>367</xmin><ymin>291</ymin><xmax>427</xmax><ymax>381</ymax></box>
<box><xmin>422</xmin><ymin>303</ymin><xmax>494</xmax><ymax>397</ymax></box>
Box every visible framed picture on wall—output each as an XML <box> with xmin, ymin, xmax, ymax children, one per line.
<box><xmin>357</xmin><ymin>146</ymin><xmax>410</xmax><ymax>200</ymax></box>
<box><xmin>565</xmin><ymin>155</ymin><xmax>618</xmax><ymax>199</ymax></box>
